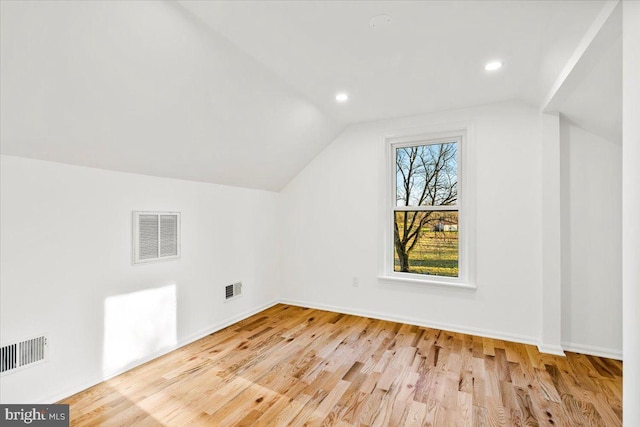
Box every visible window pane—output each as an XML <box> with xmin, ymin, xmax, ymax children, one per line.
<box><xmin>394</xmin><ymin>210</ymin><xmax>458</xmax><ymax>277</ymax></box>
<box><xmin>396</xmin><ymin>142</ymin><xmax>457</xmax><ymax>207</ymax></box>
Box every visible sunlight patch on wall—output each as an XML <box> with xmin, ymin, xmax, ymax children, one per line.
<box><xmin>103</xmin><ymin>284</ymin><xmax>177</xmax><ymax>377</ymax></box>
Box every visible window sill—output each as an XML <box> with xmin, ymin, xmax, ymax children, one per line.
<box><xmin>377</xmin><ymin>274</ymin><xmax>477</xmax><ymax>290</ymax></box>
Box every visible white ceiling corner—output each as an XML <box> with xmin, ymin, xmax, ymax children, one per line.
<box><xmin>543</xmin><ymin>1</ymin><xmax>622</xmax><ymax>143</ymax></box>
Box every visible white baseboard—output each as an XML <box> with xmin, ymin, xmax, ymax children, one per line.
<box><xmin>562</xmin><ymin>341</ymin><xmax>623</xmax><ymax>360</ymax></box>
<box><xmin>537</xmin><ymin>344</ymin><xmax>566</xmax><ymax>357</ymax></box>
<box><xmin>41</xmin><ymin>299</ymin><xmax>279</xmax><ymax>404</ymax></box>
<box><xmin>278</xmin><ymin>298</ymin><xmax>540</xmax><ymax>348</ymax></box>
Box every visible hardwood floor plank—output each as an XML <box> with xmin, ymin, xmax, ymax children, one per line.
<box><xmin>403</xmin><ymin>400</ymin><xmax>427</xmax><ymax>427</ymax></box>
<box><xmin>59</xmin><ymin>304</ymin><xmax>622</xmax><ymax>426</ymax></box>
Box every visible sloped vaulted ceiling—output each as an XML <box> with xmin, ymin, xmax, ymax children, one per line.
<box><xmin>0</xmin><ymin>1</ymin><xmax>609</xmax><ymax>190</ymax></box>
<box><xmin>178</xmin><ymin>0</ymin><xmax>605</xmax><ymax>123</ymax></box>
<box><xmin>0</xmin><ymin>1</ymin><xmax>343</xmax><ymax>191</ymax></box>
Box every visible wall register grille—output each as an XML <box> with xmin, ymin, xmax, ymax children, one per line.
<box><xmin>1</xmin><ymin>335</ymin><xmax>48</xmax><ymax>376</ymax></box>
<box><xmin>225</xmin><ymin>282</ymin><xmax>242</xmax><ymax>301</ymax></box>
<box><xmin>133</xmin><ymin>211</ymin><xmax>181</xmax><ymax>264</ymax></box>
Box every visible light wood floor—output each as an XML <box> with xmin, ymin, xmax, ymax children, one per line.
<box><xmin>61</xmin><ymin>304</ymin><xmax>622</xmax><ymax>426</ymax></box>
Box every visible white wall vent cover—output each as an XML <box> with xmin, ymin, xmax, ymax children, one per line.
<box><xmin>225</xmin><ymin>282</ymin><xmax>242</xmax><ymax>301</ymax></box>
<box><xmin>1</xmin><ymin>335</ymin><xmax>48</xmax><ymax>376</ymax></box>
<box><xmin>133</xmin><ymin>211</ymin><xmax>181</xmax><ymax>264</ymax></box>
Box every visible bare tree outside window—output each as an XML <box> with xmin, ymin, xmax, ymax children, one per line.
<box><xmin>394</xmin><ymin>141</ymin><xmax>459</xmax><ymax>276</ymax></box>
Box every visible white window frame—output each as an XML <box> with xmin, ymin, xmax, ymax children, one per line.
<box><xmin>379</xmin><ymin>123</ymin><xmax>476</xmax><ymax>289</ymax></box>
<box><xmin>132</xmin><ymin>211</ymin><xmax>181</xmax><ymax>265</ymax></box>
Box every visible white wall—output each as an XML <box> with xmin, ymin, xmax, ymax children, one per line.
<box><xmin>560</xmin><ymin>119</ymin><xmax>622</xmax><ymax>357</ymax></box>
<box><xmin>280</xmin><ymin>100</ymin><xmax>543</xmax><ymax>343</ymax></box>
<box><xmin>623</xmin><ymin>1</ymin><xmax>640</xmax><ymax>425</ymax></box>
<box><xmin>0</xmin><ymin>155</ymin><xmax>281</xmax><ymax>403</ymax></box>
<box><xmin>540</xmin><ymin>112</ymin><xmax>564</xmax><ymax>355</ymax></box>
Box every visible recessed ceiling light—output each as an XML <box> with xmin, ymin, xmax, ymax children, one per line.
<box><xmin>369</xmin><ymin>14</ymin><xmax>392</xmax><ymax>29</ymax></box>
<box><xmin>335</xmin><ymin>93</ymin><xmax>349</xmax><ymax>103</ymax></box>
<box><xmin>484</xmin><ymin>61</ymin><xmax>503</xmax><ymax>71</ymax></box>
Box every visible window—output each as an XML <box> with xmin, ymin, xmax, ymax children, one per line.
<box><xmin>382</xmin><ymin>126</ymin><xmax>473</xmax><ymax>288</ymax></box>
<box><xmin>133</xmin><ymin>211</ymin><xmax>181</xmax><ymax>264</ymax></box>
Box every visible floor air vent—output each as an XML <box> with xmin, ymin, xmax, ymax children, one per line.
<box><xmin>225</xmin><ymin>282</ymin><xmax>242</xmax><ymax>301</ymax></box>
<box><xmin>1</xmin><ymin>335</ymin><xmax>48</xmax><ymax>376</ymax></box>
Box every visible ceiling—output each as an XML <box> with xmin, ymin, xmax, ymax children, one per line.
<box><xmin>0</xmin><ymin>1</ymin><xmax>614</xmax><ymax>191</ymax></box>
<box><xmin>0</xmin><ymin>0</ymin><xmax>343</xmax><ymax>191</ymax></box>
<box><xmin>179</xmin><ymin>0</ymin><xmax>606</xmax><ymax>123</ymax></box>
<box><xmin>544</xmin><ymin>2</ymin><xmax>622</xmax><ymax>143</ymax></box>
